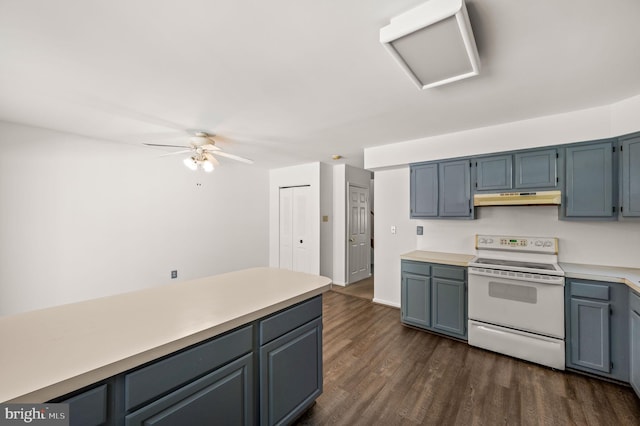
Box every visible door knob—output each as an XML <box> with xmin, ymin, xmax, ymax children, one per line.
<box><xmin>349</xmin><ymin>237</ymin><xmax>355</xmax><ymax>242</ymax></box>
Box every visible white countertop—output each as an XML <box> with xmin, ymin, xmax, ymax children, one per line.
<box><xmin>560</xmin><ymin>263</ymin><xmax>640</xmax><ymax>293</ymax></box>
<box><xmin>0</xmin><ymin>267</ymin><xmax>331</xmax><ymax>403</ymax></box>
<box><xmin>401</xmin><ymin>250</ymin><xmax>475</xmax><ymax>267</ymax></box>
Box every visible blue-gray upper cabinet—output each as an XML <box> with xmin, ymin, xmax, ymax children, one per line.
<box><xmin>474</xmin><ymin>148</ymin><xmax>558</xmax><ymax>192</ymax></box>
<box><xmin>514</xmin><ymin>148</ymin><xmax>558</xmax><ymax>189</ymax></box>
<box><xmin>439</xmin><ymin>160</ymin><xmax>472</xmax><ymax>217</ymax></box>
<box><xmin>630</xmin><ymin>290</ymin><xmax>640</xmax><ymax>398</ymax></box>
<box><xmin>475</xmin><ymin>155</ymin><xmax>513</xmax><ymax>191</ymax></box>
<box><xmin>410</xmin><ymin>163</ymin><xmax>438</xmax><ymax>217</ymax></box>
<box><xmin>620</xmin><ymin>133</ymin><xmax>640</xmax><ymax>217</ymax></box>
<box><xmin>565</xmin><ymin>279</ymin><xmax>629</xmax><ymax>382</ymax></box>
<box><xmin>410</xmin><ymin>160</ymin><xmax>472</xmax><ymax>219</ymax></box>
<box><xmin>564</xmin><ymin>139</ymin><xmax>617</xmax><ymax>218</ymax></box>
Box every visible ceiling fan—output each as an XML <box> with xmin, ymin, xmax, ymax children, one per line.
<box><xmin>144</xmin><ymin>132</ymin><xmax>254</xmax><ymax>172</ymax></box>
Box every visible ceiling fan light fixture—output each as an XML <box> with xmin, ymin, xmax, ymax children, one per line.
<box><xmin>183</xmin><ymin>156</ymin><xmax>198</xmax><ymax>171</ymax></box>
<box><xmin>202</xmin><ymin>160</ymin><xmax>214</xmax><ymax>173</ymax></box>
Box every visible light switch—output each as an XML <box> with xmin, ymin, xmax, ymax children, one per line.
<box><xmin>417</xmin><ymin>226</ymin><xmax>423</xmax><ymax>235</ymax></box>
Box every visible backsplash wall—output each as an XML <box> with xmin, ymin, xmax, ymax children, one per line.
<box><xmin>416</xmin><ymin>205</ymin><xmax>640</xmax><ymax>268</ymax></box>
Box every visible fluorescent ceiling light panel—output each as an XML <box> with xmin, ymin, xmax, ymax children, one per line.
<box><xmin>380</xmin><ymin>0</ymin><xmax>480</xmax><ymax>89</ymax></box>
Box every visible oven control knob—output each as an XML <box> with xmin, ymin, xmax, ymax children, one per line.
<box><xmin>543</xmin><ymin>241</ymin><xmax>552</xmax><ymax>247</ymax></box>
<box><xmin>487</xmin><ymin>238</ymin><xmax>494</xmax><ymax>244</ymax></box>
<box><xmin>534</xmin><ymin>240</ymin><xmax>543</xmax><ymax>247</ymax></box>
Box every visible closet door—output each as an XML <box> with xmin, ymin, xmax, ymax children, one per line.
<box><xmin>279</xmin><ymin>186</ymin><xmax>312</xmax><ymax>274</ymax></box>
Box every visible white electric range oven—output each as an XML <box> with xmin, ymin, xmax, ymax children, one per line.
<box><xmin>467</xmin><ymin>234</ymin><xmax>565</xmax><ymax>369</ymax></box>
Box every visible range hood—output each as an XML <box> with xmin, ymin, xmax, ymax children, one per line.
<box><xmin>474</xmin><ymin>190</ymin><xmax>562</xmax><ymax>206</ymax></box>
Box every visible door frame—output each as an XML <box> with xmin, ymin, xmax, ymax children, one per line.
<box><xmin>346</xmin><ymin>182</ymin><xmax>371</xmax><ymax>285</ymax></box>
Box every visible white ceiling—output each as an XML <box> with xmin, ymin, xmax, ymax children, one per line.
<box><xmin>1</xmin><ymin>0</ymin><xmax>640</xmax><ymax>169</ymax></box>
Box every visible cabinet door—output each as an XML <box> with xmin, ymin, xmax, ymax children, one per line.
<box><xmin>630</xmin><ymin>290</ymin><xmax>640</xmax><ymax>397</ymax></box>
<box><xmin>260</xmin><ymin>318</ymin><xmax>322</xmax><ymax>426</ymax></box>
<box><xmin>515</xmin><ymin>148</ymin><xmax>557</xmax><ymax>189</ymax></box>
<box><xmin>565</xmin><ymin>141</ymin><xmax>615</xmax><ymax>217</ymax></box>
<box><xmin>631</xmin><ymin>305</ymin><xmax>640</xmax><ymax>396</ymax></box>
<box><xmin>438</xmin><ymin>160</ymin><xmax>471</xmax><ymax>217</ymax></box>
<box><xmin>401</xmin><ymin>272</ymin><xmax>431</xmax><ymax>328</ymax></box>
<box><xmin>621</xmin><ymin>135</ymin><xmax>640</xmax><ymax>217</ymax></box>
<box><xmin>63</xmin><ymin>384</ymin><xmax>108</xmax><ymax>426</ymax></box>
<box><xmin>125</xmin><ymin>353</ymin><xmax>253</xmax><ymax>426</ymax></box>
<box><xmin>432</xmin><ymin>277</ymin><xmax>465</xmax><ymax>337</ymax></box>
<box><xmin>570</xmin><ymin>298</ymin><xmax>611</xmax><ymax>373</ymax></box>
<box><xmin>410</xmin><ymin>163</ymin><xmax>438</xmax><ymax>218</ymax></box>
<box><xmin>475</xmin><ymin>155</ymin><xmax>512</xmax><ymax>191</ymax></box>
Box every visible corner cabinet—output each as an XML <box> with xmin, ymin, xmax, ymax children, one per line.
<box><xmin>620</xmin><ymin>133</ymin><xmax>640</xmax><ymax>217</ymax></box>
<box><xmin>410</xmin><ymin>160</ymin><xmax>472</xmax><ymax>219</ymax></box>
<box><xmin>564</xmin><ymin>139</ymin><xmax>617</xmax><ymax>219</ymax></box>
<box><xmin>401</xmin><ymin>260</ymin><xmax>467</xmax><ymax>340</ymax></box>
<box><xmin>565</xmin><ymin>279</ymin><xmax>629</xmax><ymax>382</ymax></box>
<box><xmin>630</xmin><ymin>289</ymin><xmax>640</xmax><ymax>397</ymax></box>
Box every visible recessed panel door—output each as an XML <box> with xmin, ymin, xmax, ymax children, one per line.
<box><xmin>348</xmin><ymin>185</ymin><xmax>370</xmax><ymax>284</ymax></box>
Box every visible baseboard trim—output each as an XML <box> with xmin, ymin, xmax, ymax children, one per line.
<box><xmin>372</xmin><ymin>298</ymin><xmax>400</xmax><ymax>309</ymax></box>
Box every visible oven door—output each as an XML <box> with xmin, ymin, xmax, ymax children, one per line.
<box><xmin>468</xmin><ymin>271</ymin><xmax>564</xmax><ymax>339</ymax></box>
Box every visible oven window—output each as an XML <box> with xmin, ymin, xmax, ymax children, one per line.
<box><xmin>488</xmin><ymin>281</ymin><xmax>537</xmax><ymax>304</ymax></box>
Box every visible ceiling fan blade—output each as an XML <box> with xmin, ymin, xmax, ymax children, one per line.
<box><xmin>159</xmin><ymin>149</ymin><xmax>192</xmax><ymax>157</ymax></box>
<box><xmin>200</xmin><ymin>143</ymin><xmax>221</xmax><ymax>151</ymax></box>
<box><xmin>204</xmin><ymin>152</ymin><xmax>220</xmax><ymax>166</ymax></box>
<box><xmin>143</xmin><ymin>143</ymin><xmax>191</xmax><ymax>148</ymax></box>
<box><xmin>212</xmin><ymin>151</ymin><xmax>254</xmax><ymax>164</ymax></box>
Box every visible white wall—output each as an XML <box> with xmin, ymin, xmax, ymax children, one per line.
<box><xmin>268</xmin><ymin>162</ymin><xmax>321</xmax><ymax>274</ymax></box>
<box><xmin>368</xmin><ymin>94</ymin><xmax>640</xmax><ymax>308</ymax></box>
<box><xmin>319</xmin><ymin>163</ymin><xmax>333</xmax><ymax>279</ymax></box>
<box><xmin>0</xmin><ymin>121</ymin><xmax>269</xmax><ymax>316</ymax></box>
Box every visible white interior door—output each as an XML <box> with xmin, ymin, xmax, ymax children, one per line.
<box><xmin>279</xmin><ymin>186</ymin><xmax>312</xmax><ymax>274</ymax></box>
<box><xmin>348</xmin><ymin>184</ymin><xmax>370</xmax><ymax>283</ymax></box>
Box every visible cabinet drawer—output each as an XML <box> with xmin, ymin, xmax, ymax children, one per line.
<box><xmin>401</xmin><ymin>260</ymin><xmax>430</xmax><ymax>276</ymax></box>
<box><xmin>570</xmin><ymin>282</ymin><xmax>610</xmax><ymax>300</ymax></box>
<box><xmin>260</xmin><ymin>296</ymin><xmax>322</xmax><ymax>345</ymax></box>
<box><xmin>125</xmin><ymin>325</ymin><xmax>253</xmax><ymax>411</ymax></box>
<box><xmin>432</xmin><ymin>265</ymin><xmax>465</xmax><ymax>281</ymax></box>
<box><xmin>63</xmin><ymin>384</ymin><xmax>108</xmax><ymax>426</ymax></box>
<box><xmin>631</xmin><ymin>289</ymin><xmax>640</xmax><ymax>315</ymax></box>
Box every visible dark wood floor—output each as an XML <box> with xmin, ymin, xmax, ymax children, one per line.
<box><xmin>330</xmin><ymin>276</ymin><xmax>373</xmax><ymax>301</ymax></box>
<box><xmin>296</xmin><ymin>291</ymin><xmax>640</xmax><ymax>425</ymax></box>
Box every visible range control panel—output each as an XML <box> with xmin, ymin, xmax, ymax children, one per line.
<box><xmin>475</xmin><ymin>234</ymin><xmax>558</xmax><ymax>254</ymax></box>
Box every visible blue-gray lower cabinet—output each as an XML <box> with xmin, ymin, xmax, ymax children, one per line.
<box><xmin>260</xmin><ymin>318</ymin><xmax>322</xmax><ymax>426</ymax></box>
<box><xmin>52</xmin><ymin>295</ymin><xmax>324</xmax><ymax>426</ymax></box>
<box><xmin>620</xmin><ymin>133</ymin><xmax>640</xmax><ymax>217</ymax></box>
<box><xmin>61</xmin><ymin>383</ymin><xmax>109</xmax><ymax>426</ymax></box>
<box><xmin>400</xmin><ymin>260</ymin><xmax>467</xmax><ymax>340</ymax></box>
<box><xmin>564</xmin><ymin>139</ymin><xmax>617</xmax><ymax>219</ymax></box>
<box><xmin>565</xmin><ymin>279</ymin><xmax>629</xmax><ymax>382</ymax></box>
<box><xmin>125</xmin><ymin>354</ymin><xmax>253</xmax><ymax>426</ymax></box>
<box><xmin>401</xmin><ymin>272</ymin><xmax>431</xmax><ymax>328</ymax></box>
<box><xmin>630</xmin><ymin>290</ymin><xmax>640</xmax><ymax>397</ymax></box>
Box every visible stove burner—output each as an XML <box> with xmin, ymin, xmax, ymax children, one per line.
<box><xmin>473</xmin><ymin>258</ymin><xmax>556</xmax><ymax>271</ymax></box>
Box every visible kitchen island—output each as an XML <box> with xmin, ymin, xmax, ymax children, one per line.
<box><xmin>0</xmin><ymin>267</ymin><xmax>331</xmax><ymax>425</ymax></box>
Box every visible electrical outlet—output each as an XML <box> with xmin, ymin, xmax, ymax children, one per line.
<box><xmin>171</xmin><ymin>270</ymin><xmax>178</xmax><ymax>279</ymax></box>
<box><xmin>391</xmin><ymin>225</ymin><xmax>397</xmax><ymax>234</ymax></box>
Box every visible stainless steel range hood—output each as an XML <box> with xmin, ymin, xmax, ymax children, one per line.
<box><xmin>473</xmin><ymin>190</ymin><xmax>562</xmax><ymax>206</ymax></box>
